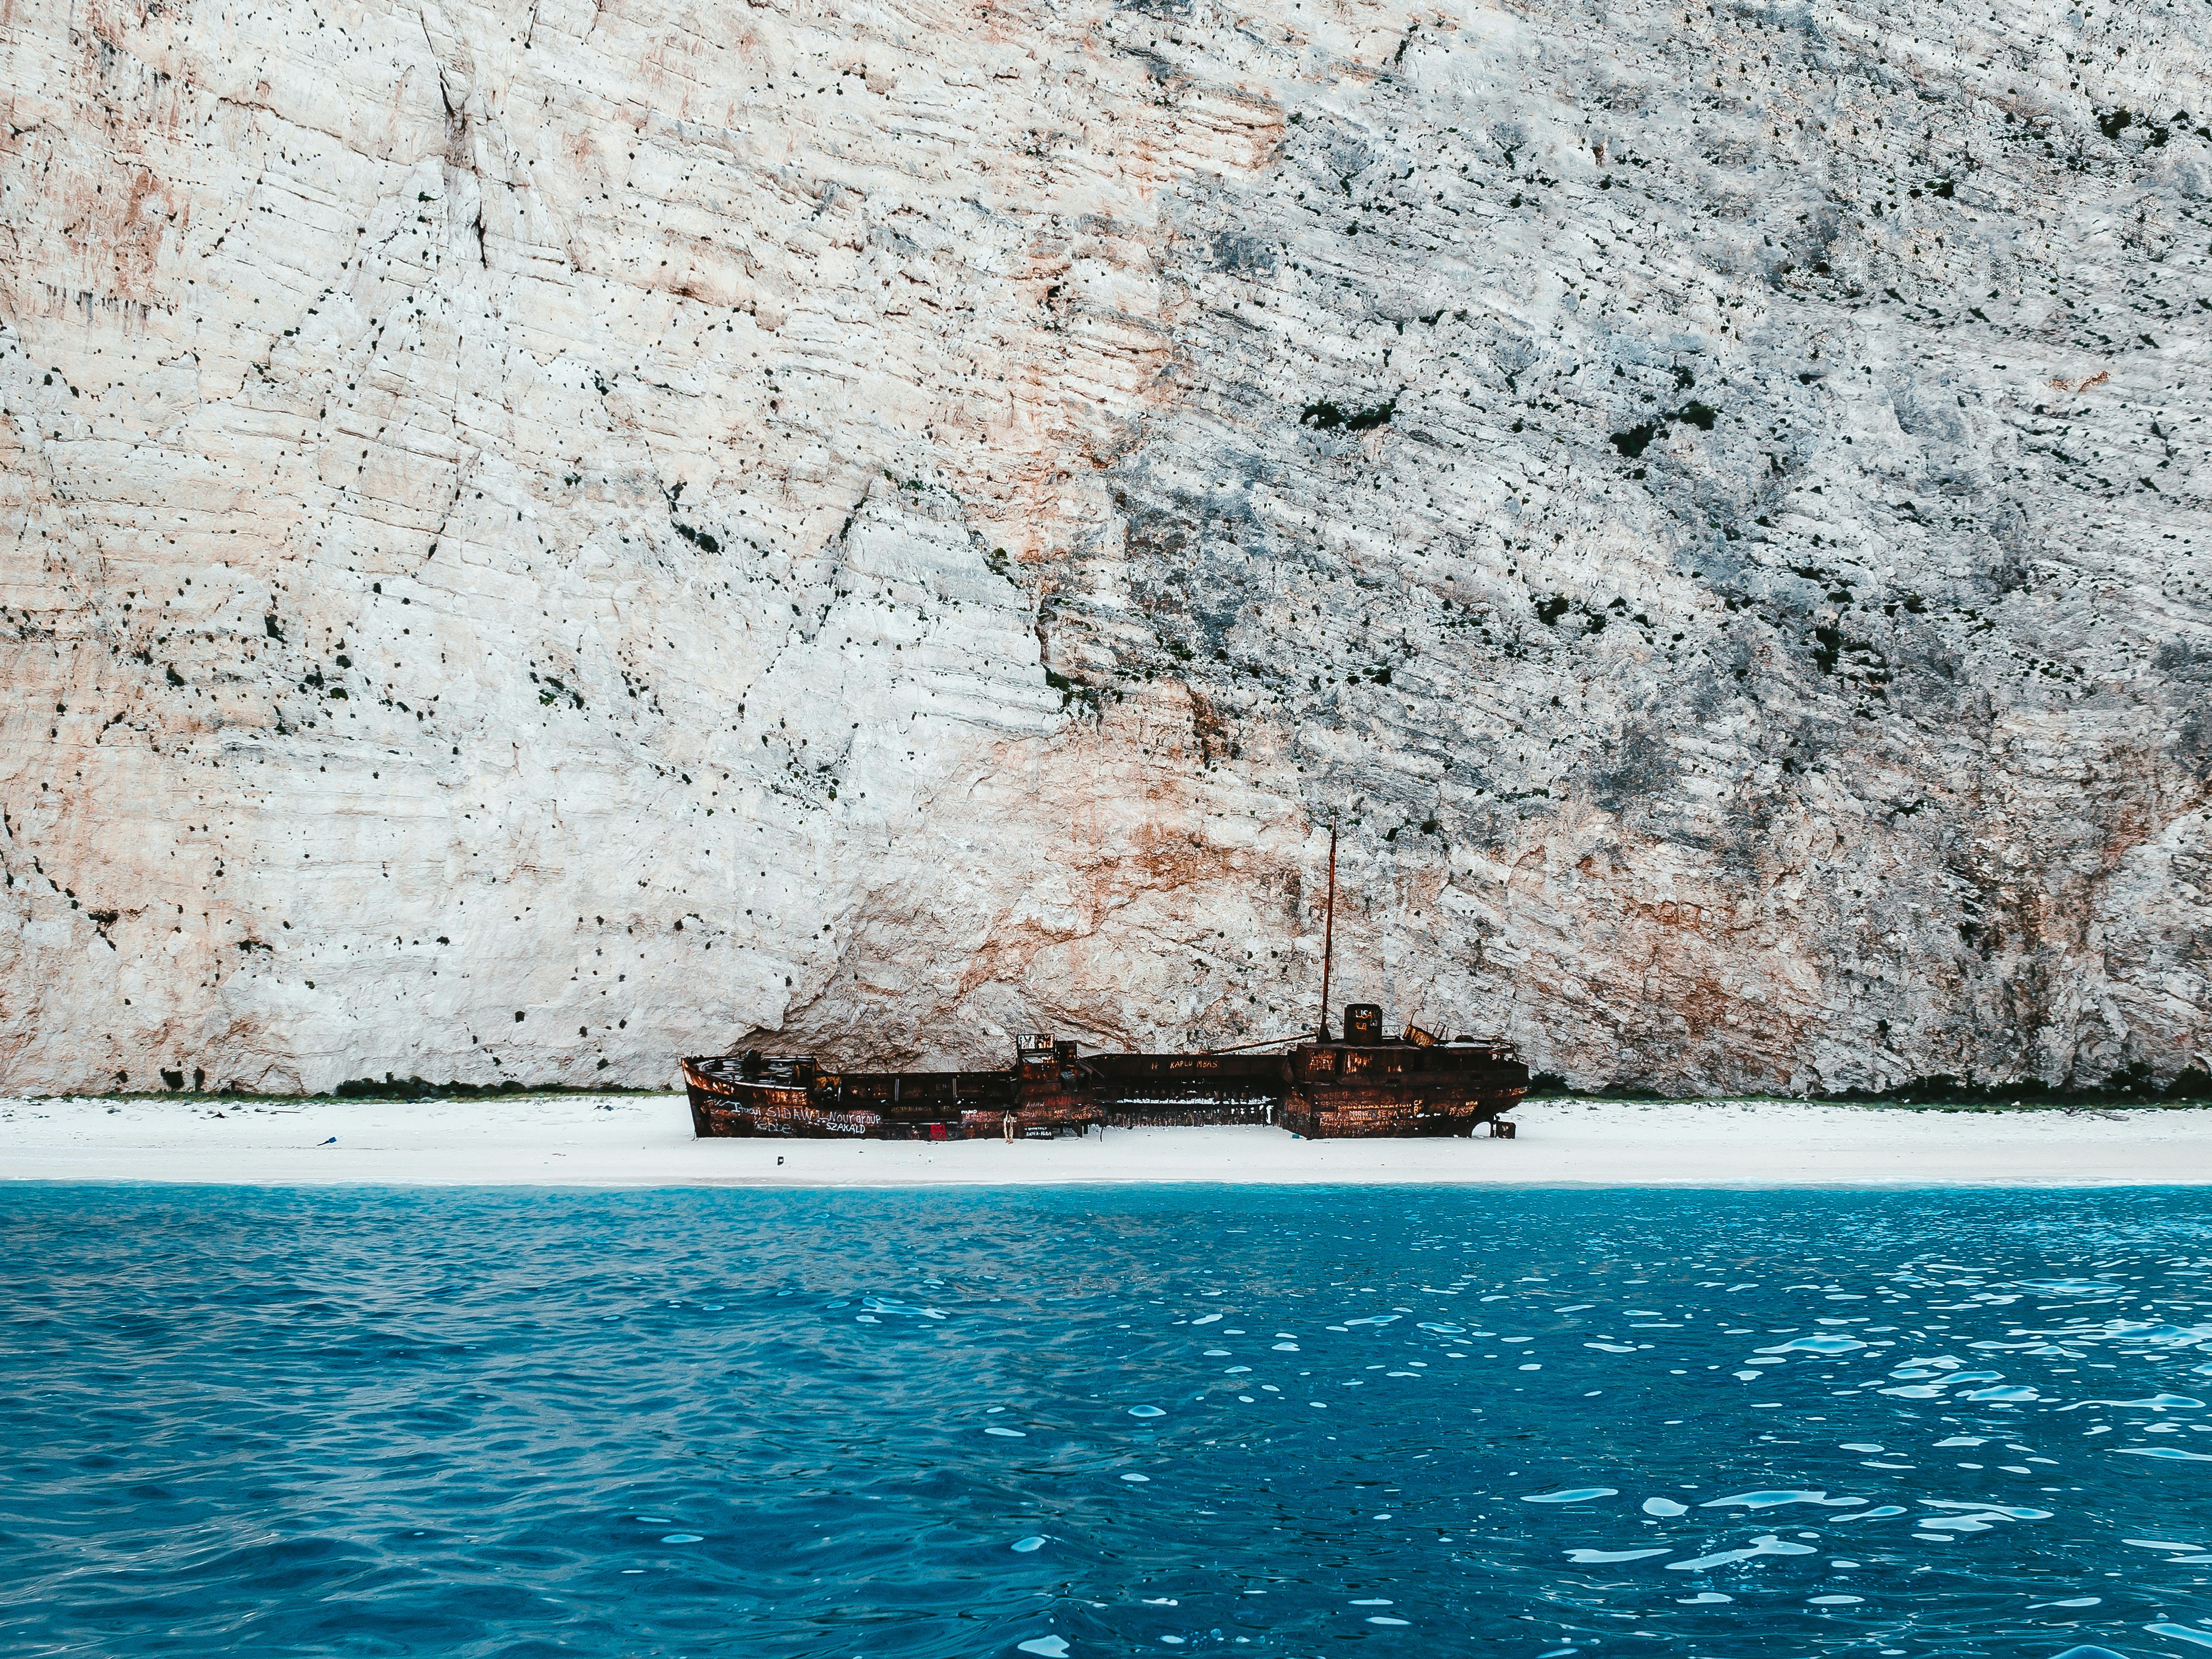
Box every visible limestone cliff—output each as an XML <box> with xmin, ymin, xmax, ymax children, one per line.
<box><xmin>2</xmin><ymin>0</ymin><xmax>2205</xmax><ymax>1094</ymax></box>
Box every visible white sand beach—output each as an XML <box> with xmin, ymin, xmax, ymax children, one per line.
<box><xmin>2</xmin><ymin>1092</ymin><xmax>2208</xmax><ymax>1188</ymax></box>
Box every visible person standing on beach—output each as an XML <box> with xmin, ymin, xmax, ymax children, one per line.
<box><xmin>1002</xmin><ymin>1108</ymin><xmax>1018</xmax><ymax>1143</ymax></box>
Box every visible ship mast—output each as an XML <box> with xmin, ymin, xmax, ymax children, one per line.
<box><xmin>1317</xmin><ymin>822</ymin><xmax>1337</xmax><ymax>1041</ymax></box>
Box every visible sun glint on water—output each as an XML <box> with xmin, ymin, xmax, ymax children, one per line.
<box><xmin>3</xmin><ymin>1185</ymin><xmax>2209</xmax><ymax>1658</ymax></box>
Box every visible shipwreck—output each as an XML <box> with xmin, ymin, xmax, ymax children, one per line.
<box><xmin>679</xmin><ymin>828</ymin><xmax>1530</xmax><ymax>1141</ymax></box>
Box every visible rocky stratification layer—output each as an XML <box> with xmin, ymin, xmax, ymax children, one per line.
<box><xmin>2</xmin><ymin>0</ymin><xmax>2205</xmax><ymax>1094</ymax></box>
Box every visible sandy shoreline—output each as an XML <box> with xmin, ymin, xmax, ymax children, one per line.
<box><xmin>2</xmin><ymin>1092</ymin><xmax>2209</xmax><ymax>1188</ymax></box>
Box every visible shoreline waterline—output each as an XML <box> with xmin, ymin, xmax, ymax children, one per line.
<box><xmin>4</xmin><ymin>1093</ymin><xmax>2210</xmax><ymax>1189</ymax></box>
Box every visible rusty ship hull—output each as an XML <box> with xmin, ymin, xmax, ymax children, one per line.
<box><xmin>1279</xmin><ymin>1008</ymin><xmax>1524</xmax><ymax>1138</ymax></box>
<box><xmin>682</xmin><ymin>1009</ymin><xmax>1527</xmax><ymax>1142</ymax></box>
<box><xmin>680</xmin><ymin>827</ymin><xmax>1525</xmax><ymax>1142</ymax></box>
<box><xmin>682</xmin><ymin>1035</ymin><xmax>1104</xmax><ymax>1140</ymax></box>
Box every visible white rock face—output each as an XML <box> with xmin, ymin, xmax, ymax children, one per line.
<box><xmin>1</xmin><ymin>0</ymin><xmax>2206</xmax><ymax>1094</ymax></box>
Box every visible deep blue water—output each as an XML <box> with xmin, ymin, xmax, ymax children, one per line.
<box><xmin>4</xmin><ymin>1186</ymin><xmax>2210</xmax><ymax>1659</ymax></box>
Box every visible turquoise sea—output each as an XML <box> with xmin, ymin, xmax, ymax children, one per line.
<box><xmin>3</xmin><ymin>1185</ymin><xmax>2209</xmax><ymax>1657</ymax></box>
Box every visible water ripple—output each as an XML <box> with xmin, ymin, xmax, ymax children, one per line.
<box><xmin>1</xmin><ymin>1185</ymin><xmax>2209</xmax><ymax>1657</ymax></box>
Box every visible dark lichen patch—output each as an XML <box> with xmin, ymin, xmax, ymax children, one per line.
<box><xmin>1300</xmin><ymin>398</ymin><xmax>1396</xmax><ymax>431</ymax></box>
<box><xmin>1609</xmin><ymin>421</ymin><xmax>1658</xmax><ymax>458</ymax></box>
<box><xmin>1825</xmin><ymin>1065</ymin><xmax>2211</xmax><ymax>1107</ymax></box>
<box><xmin>1612</xmin><ymin>401</ymin><xmax>1719</xmax><ymax>458</ymax></box>
<box><xmin>673</xmin><ymin>522</ymin><xmax>720</xmax><ymax>553</ymax></box>
<box><xmin>1535</xmin><ymin>594</ymin><xmax>1646</xmax><ymax>642</ymax></box>
<box><xmin>1812</xmin><ymin>624</ymin><xmax>1842</xmax><ymax>673</ymax></box>
<box><xmin>1043</xmin><ymin>665</ymin><xmax>1110</xmax><ymax>716</ymax></box>
<box><xmin>533</xmin><ymin>671</ymin><xmax>585</xmax><ymax>710</ymax></box>
<box><xmin>329</xmin><ymin>1075</ymin><xmax>568</xmax><ymax>1100</ymax></box>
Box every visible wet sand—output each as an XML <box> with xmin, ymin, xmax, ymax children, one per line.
<box><xmin>3</xmin><ymin>1092</ymin><xmax>2208</xmax><ymax>1187</ymax></box>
